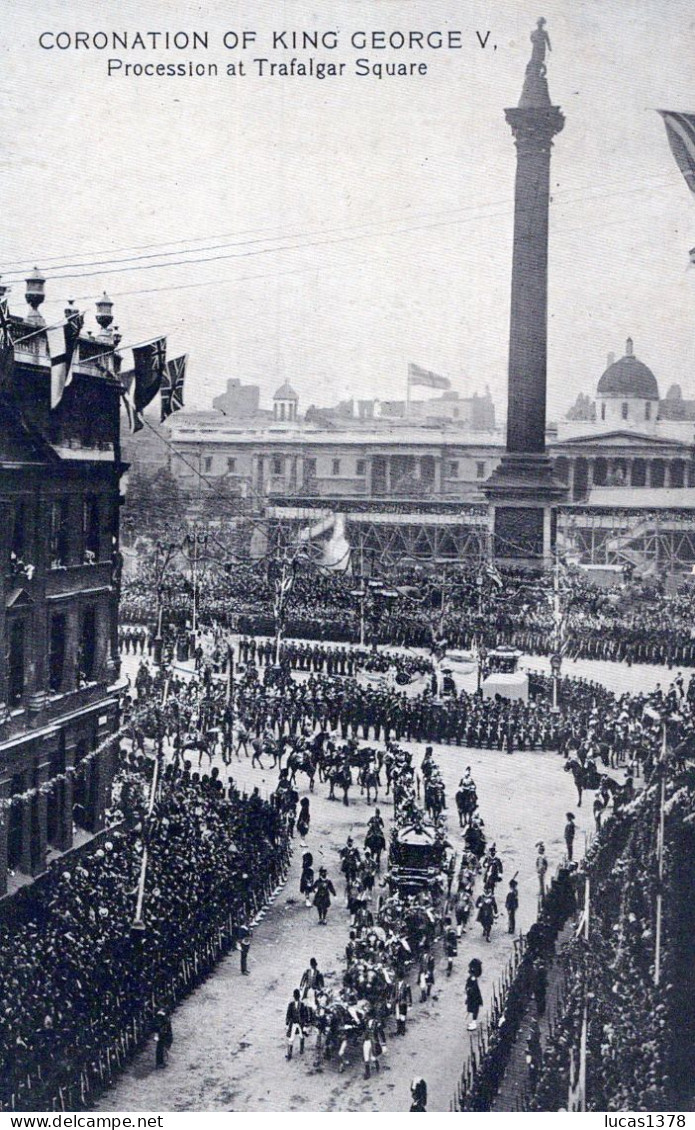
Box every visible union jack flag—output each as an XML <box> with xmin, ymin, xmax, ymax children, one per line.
<box><xmin>132</xmin><ymin>336</ymin><xmax>166</xmax><ymax>415</ymax></box>
<box><xmin>658</xmin><ymin>111</ymin><xmax>695</xmax><ymax>198</ymax></box>
<box><xmin>160</xmin><ymin>353</ymin><xmax>187</xmax><ymax>422</ymax></box>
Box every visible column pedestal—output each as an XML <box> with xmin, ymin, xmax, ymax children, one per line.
<box><xmin>486</xmin><ymin>454</ymin><xmax>565</xmax><ymax>567</ymax></box>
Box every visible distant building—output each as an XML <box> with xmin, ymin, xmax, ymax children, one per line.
<box><xmin>212</xmin><ymin>378</ymin><xmax>261</xmax><ymax>419</ymax></box>
<box><xmin>659</xmin><ymin>383</ymin><xmax>695</xmax><ymax>422</ymax></box>
<box><xmin>165</xmin><ymin>340</ymin><xmax>695</xmax><ymax>571</ymax></box>
<box><xmin>0</xmin><ymin>274</ymin><xmax>127</xmax><ymax>895</ymax></box>
<box><xmin>556</xmin><ymin>338</ymin><xmax>695</xmax><ymax>499</ymax></box>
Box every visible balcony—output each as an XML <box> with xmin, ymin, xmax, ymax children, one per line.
<box><xmin>45</xmin><ymin>561</ymin><xmax>113</xmax><ymax>599</ymax></box>
<box><xmin>0</xmin><ymin>678</ymin><xmax>115</xmax><ymax>747</ymax></box>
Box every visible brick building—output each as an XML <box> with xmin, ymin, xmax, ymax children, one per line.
<box><xmin>0</xmin><ymin>276</ymin><xmax>126</xmax><ymax>896</ymax></box>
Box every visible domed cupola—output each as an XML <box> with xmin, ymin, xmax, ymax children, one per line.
<box><xmin>273</xmin><ymin>381</ymin><xmax>299</xmax><ymax>423</ymax></box>
<box><xmin>596</xmin><ymin>338</ymin><xmax>659</xmax><ymax>427</ymax></box>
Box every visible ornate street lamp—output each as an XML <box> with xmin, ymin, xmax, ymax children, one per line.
<box><xmin>95</xmin><ymin>292</ymin><xmax>114</xmax><ymax>340</ymax></box>
<box><xmin>25</xmin><ymin>267</ymin><xmax>46</xmax><ymax>326</ymax></box>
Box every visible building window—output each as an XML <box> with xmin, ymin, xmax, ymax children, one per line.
<box><xmin>447</xmin><ymin>461</ymin><xmax>459</xmax><ymax>478</ymax></box>
<box><xmin>82</xmin><ymin>496</ymin><xmax>100</xmax><ymax>563</ymax></box>
<box><xmin>332</xmin><ymin>459</ymin><xmax>341</xmax><ymax>476</ymax></box>
<box><xmin>645</xmin><ymin>401</ymin><xmax>651</xmax><ymax>421</ymax></box>
<box><xmin>303</xmin><ymin>458</ymin><xmax>316</xmax><ymax>486</ymax></box>
<box><xmin>272</xmin><ymin>456</ymin><xmax>285</xmax><ymax>476</ymax></box>
<box><xmin>621</xmin><ymin>402</ymin><xmax>629</xmax><ymax>420</ymax></box>
<box><xmin>600</xmin><ymin>402</ymin><xmax>606</xmax><ymax>421</ymax></box>
<box><xmin>203</xmin><ymin>457</ymin><xmax>213</xmax><ymax>473</ymax></box>
<box><xmin>7</xmin><ymin>619</ymin><xmax>25</xmax><ymax>706</ymax></box>
<box><xmin>476</xmin><ymin>461</ymin><xmax>486</xmax><ymax>479</ymax></box>
<box><xmin>77</xmin><ymin>606</ymin><xmax>97</xmax><ymax>685</ymax></box>
<box><xmin>11</xmin><ymin>501</ymin><xmax>26</xmax><ymax>561</ymax></box>
<box><xmin>49</xmin><ymin>497</ymin><xmax>70</xmax><ymax>567</ymax></box>
<box><xmin>356</xmin><ymin>459</ymin><xmax>366</xmax><ymax>476</ymax></box>
<box><xmin>227</xmin><ymin>457</ymin><xmax>237</xmax><ymax>472</ymax></box>
<box><xmin>49</xmin><ymin>613</ymin><xmax>67</xmax><ymax>693</ymax></box>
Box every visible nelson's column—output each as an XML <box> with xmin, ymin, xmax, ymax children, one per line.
<box><xmin>484</xmin><ymin>18</ymin><xmax>568</xmax><ymax>566</ymax></box>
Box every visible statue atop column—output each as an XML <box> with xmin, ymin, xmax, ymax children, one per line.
<box><xmin>529</xmin><ymin>18</ymin><xmax>551</xmax><ymax>76</ymax></box>
<box><xmin>519</xmin><ymin>18</ymin><xmax>553</xmax><ymax>109</ymax></box>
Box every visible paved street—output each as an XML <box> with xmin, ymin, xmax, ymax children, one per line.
<box><xmin>98</xmin><ymin>647</ymin><xmax>605</xmax><ymax>1112</ymax></box>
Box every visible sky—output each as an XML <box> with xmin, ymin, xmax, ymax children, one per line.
<box><xmin>2</xmin><ymin>0</ymin><xmax>695</xmax><ymax>421</ymax></box>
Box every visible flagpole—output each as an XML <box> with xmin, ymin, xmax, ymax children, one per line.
<box><xmin>578</xmin><ymin>875</ymin><xmax>589</xmax><ymax>1111</ymax></box>
<box><xmin>132</xmin><ymin>677</ymin><xmax>169</xmax><ymax>931</ymax></box>
<box><xmin>553</xmin><ymin>553</ymin><xmax>560</xmax><ymax>711</ymax></box>
<box><xmin>569</xmin><ymin>873</ymin><xmax>590</xmax><ymax>1110</ymax></box>
<box><xmin>192</xmin><ymin>528</ymin><xmax>199</xmax><ymax>643</ymax></box>
<box><xmin>654</xmin><ymin>721</ymin><xmax>667</xmax><ymax>986</ymax></box>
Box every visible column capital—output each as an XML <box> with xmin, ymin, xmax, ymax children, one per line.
<box><xmin>505</xmin><ymin>106</ymin><xmax>565</xmax><ymax>152</ymax></box>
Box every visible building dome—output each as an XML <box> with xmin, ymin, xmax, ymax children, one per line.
<box><xmin>273</xmin><ymin>381</ymin><xmax>298</xmax><ymax>401</ymax></box>
<box><xmin>596</xmin><ymin>338</ymin><xmax>659</xmax><ymax>401</ymax></box>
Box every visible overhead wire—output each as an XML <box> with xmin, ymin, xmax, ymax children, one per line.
<box><xmin>0</xmin><ymin>174</ymin><xmax>680</xmax><ymax>286</ymax></box>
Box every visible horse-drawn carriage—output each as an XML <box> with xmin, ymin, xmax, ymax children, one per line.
<box><xmin>387</xmin><ymin>819</ymin><xmax>450</xmax><ymax>897</ymax></box>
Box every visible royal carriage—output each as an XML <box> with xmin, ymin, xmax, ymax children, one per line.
<box><xmin>387</xmin><ymin>819</ymin><xmax>450</xmax><ymax>897</ymax></box>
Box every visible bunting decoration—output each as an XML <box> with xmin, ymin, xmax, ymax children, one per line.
<box><xmin>47</xmin><ymin>307</ymin><xmax>84</xmax><ymax>409</ymax></box>
<box><xmin>160</xmin><ymin>353</ymin><xmax>187</xmax><ymax>422</ymax></box>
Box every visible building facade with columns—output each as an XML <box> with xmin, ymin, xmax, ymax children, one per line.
<box><xmin>164</xmin><ymin>337</ymin><xmax>695</xmax><ymax>570</ymax></box>
<box><xmin>0</xmin><ymin>275</ymin><xmax>126</xmax><ymax>897</ymax></box>
<box><xmin>554</xmin><ymin>338</ymin><xmax>695</xmax><ymax>502</ymax></box>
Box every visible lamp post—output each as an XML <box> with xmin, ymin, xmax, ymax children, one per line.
<box><xmin>190</xmin><ymin>527</ymin><xmax>208</xmax><ymax>647</ymax></box>
<box><xmin>152</xmin><ymin>538</ymin><xmax>178</xmax><ymax>667</ymax></box>
<box><xmin>350</xmin><ymin>585</ymin><xmax>368</xmax><ymax>647</ymax></box>
<box><xmin>477</xmin><ymin>642</ymin><xmax>488</xmax><ymax>696</ymax></box>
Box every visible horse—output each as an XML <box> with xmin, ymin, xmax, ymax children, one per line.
<box><xmin>455</xmin><ymin>784</ymin><xmax>478</xmax><ymax>827</ymax></box>
<box><xmin>361</xmin><ymin>764</ymin><xmax>380</xmax><ymax>804</ymax></box>
<box><xmin>564</xmin><ymin>755</ymin><xmax>601</xmax><ymax>806</ymax></box>
<box><xmin>425</xmin><ymin>778</ymin><xmax>446</xmax><ymax>822</ymax></box>
<box><xmin>287</xmin><ymin>748</ymin><xmax>317</xmax><ymax>792</ymax></box>
<box><xmin>329</xmin><ymin>764</ymin><xmax>352</xmax><ymax>806</ymax></box>
<box><xmin>365</xmin><ymin>823</ymin><xmax>386</xmax><ymax>870</ymax></box>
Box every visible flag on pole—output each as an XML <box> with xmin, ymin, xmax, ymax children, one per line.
<box><xmin>132</xmin><ymin>338</ymin><xmax>167</xmax><ymax>415</ymax></box>
<box><xmin>0</xmin><ymin>297</ymin><xmax>15</xmax><ymax>389</ymax></box>
<box><xmin>408</xmin><ymin>362</ymin><xmax>450</xmax><ymax>390</ymax></box>
<box><xmin>47</xmin><ymin>308</ymin><xmax>84</xmax><ymax>409</ymax></box>
<box><xmin>485</xmin><ymin>563</ymin><xmax>504</xmax><ymax>589</ymax></box>
<box><xmin>160</xmin><ymin>353</ymin><xmax>187</xmax><ymax>422</ymax></box>
<box><xmin>657</xmin><ymin>111</ymin><xmax>695</xmax><ymax>198</ymax></box>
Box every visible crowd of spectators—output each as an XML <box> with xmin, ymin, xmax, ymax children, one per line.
<box><xmin>450</xmin><ymin>680</ymin><xmax>695</xmax><ymax>1113</ymax></box>
<box><xmin>527</xmin><ymin>770</ymin><xmax>694</xmax><ymax>1111</ymax></box>
<box><xmin>121</xmin><ymin>558</ymin><xmax>695</xmax><ymax>668</ymax></box>
<box><xmin>0</xmin><ymin>758</ymin><xmax>291</xmax><ymax>1111</ymax></box>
